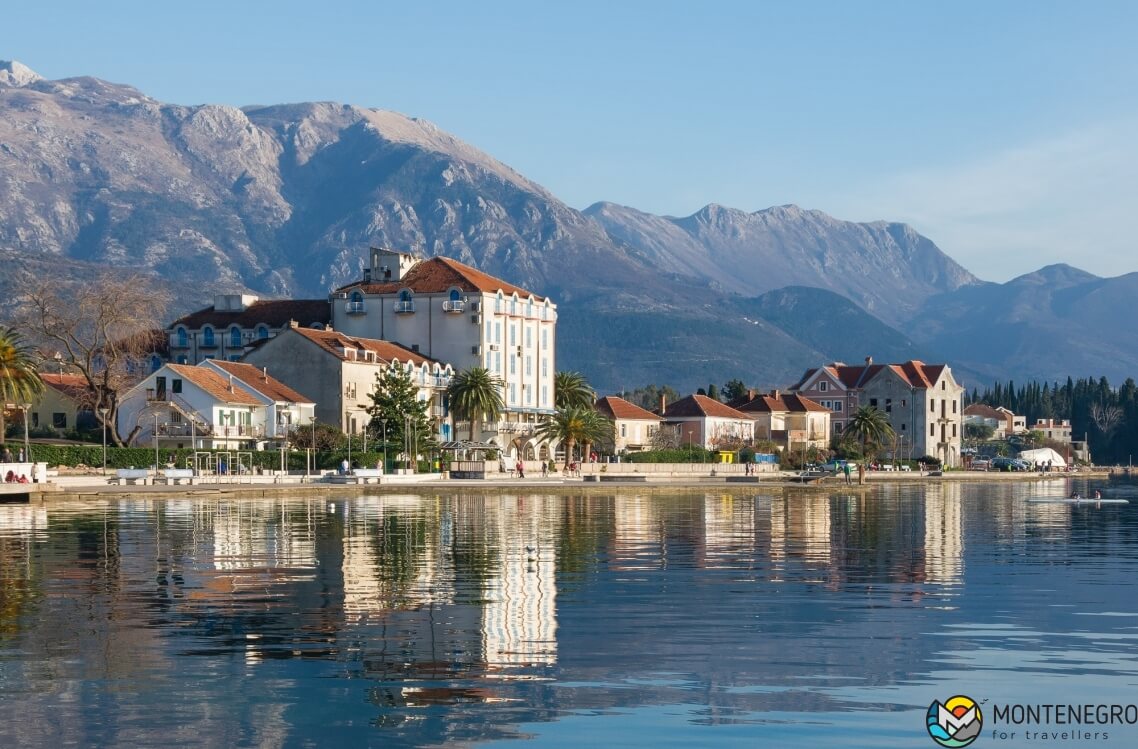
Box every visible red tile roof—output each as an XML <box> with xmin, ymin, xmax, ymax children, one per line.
<box><xmin>291</xmin><ymin>328</ymin><xmax>446</xmax><ymax>367</ymax></box>
<box><xmin>963</xmin><ymin>403</ymin><xmax>1003</xmax><ymax>419</ymax></box>
<box><xmin>595</xmin><ymin>396</ymin><xmax>661</xmax><ymax>422</ymax></box>
<box><xmin>663</xmin><ymin>394</ymin><xmax>751</xmax><ymax>419</ymax></box>
<box><xmin>205</xmin><ymin>361</ymin><xmax>315</xmax><ymax>404</ymax></box>
<box><xmin>40</xmin><ymin>373</ymin><xmax>92</xmax><ymax>402</ymax></box>
<box><xmin>737</xmin><ymin>391</ymin><xmax>829</xmax><ymax>414</ymax></box>
<box><xmin>171</xmin><ymin>300</ymin><xmax>331</xmax><ymax>330</ymax></box>
<box><xmin>339</xmin><ymin>256</ymin><xmax>547</xmax><ymax>301</ymax></box>
<box><xmin>791</xmin><ymin>360</ymin><xmax>949</xmax><ymax>391</ymax></box>
<box><xmin>166</xmin><ymin>364</ymin><xmax>262</xmax><ymax>405</ymax></box>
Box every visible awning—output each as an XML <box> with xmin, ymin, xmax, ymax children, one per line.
<box><xmin>439</xmin><ymin>440</ymin><xmax>499</xmax><ymax>452</ymax></box>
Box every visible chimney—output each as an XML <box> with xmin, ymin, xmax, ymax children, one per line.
<box><xmin>228</xmin><ymin>374</ymin><xmax>234</xmax><ymax>392</ymax></box>
<box><xmin>659</xmin><ymin>395</ymin><xmax>667</xmax><ymax>414</ymax></box>
<box><xmin>865</xmin><ymin>356</ymin><xmax>873</xmax><ymax>367</ymax></box>
<box><xmin>747</xmin><ymin>388</ymin><xmax>755</xmax><ymax>401</ymax></box>
<box><xmin>772</xmin><ymin>389</ymin><xmax>780</xmax><ymax>400</ymax></box>
<box><xmin>289</xmin><ymin>319</ymin><xmax>299</xmax><ymax>328</ymax></box>
<box><xmin>262</xmin><ymin>366</ymin><xmax>268</xmax><ymax>381</ymax></box>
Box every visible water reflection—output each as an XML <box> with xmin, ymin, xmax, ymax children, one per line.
<box><xmin>0</xmin><ymin>482</ymin><xmax>1135</xmax><ymax>747</ymax></box>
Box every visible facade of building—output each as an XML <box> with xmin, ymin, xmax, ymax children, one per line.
<box><xmin>199</xmin><ymin>360</ymin><xmax>316</xmax><ymax>446</ymax></box>
<box><xmin>595</xmin><ymin>396</ymin><xmax>663</xmax><ymax>453</ymax></box>
<box><xmin>1033</xmin><ymin>418</ymin><xmax>1073</xmax><ymax>444</ymax></box>
<box><xmin>117</xmin><ymin>364</ymin><xmax>264</xmax><ymax>450</ymax></box>
<box><xmin>240</xmin><ymin>326</ymin><xmax>454</xmax><ymax>442</ymax></box>
<box><xmin>789</xmin><ymin>358</ymin><xmax>966</xmax><ymax>467</ymax></box>
<box><xmin>329</xmin><ymin>248</ymin><xmax>557</xmax><ymax>456</ymax></box>
<box><xmin>733</xmin><ymin>390</ymin><xmax>830</xmax><ymax>452</ymax></box>
<box><xmin>167</xmin><ymin>295</ymin><xmax>330</xmax><ymax>365</ymax></box>
<box><xmin>660</xmin><ymin>394</ymin><xmax>754</xmax><ymax>450</ymax></box>
<box><xmin>963</xmin><ymin>404</ymin><xmax>1025</xmax><ymax>439</ymax></box>
<box><xmin>30</xmin><ymin>373</ymin><xmax>94</xmax><ymax>433</ymax></box>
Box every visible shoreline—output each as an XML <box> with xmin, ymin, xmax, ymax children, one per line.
<box><xmin>5</xmin><ymin>469</ymin><xmax>1115</xmax><ymax>504</ymax></box>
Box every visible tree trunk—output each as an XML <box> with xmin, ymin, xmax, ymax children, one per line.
<box><xmin>564</xmin><ymin>438</ymin><xmax>576</xmax><ymax>472</ymax></box>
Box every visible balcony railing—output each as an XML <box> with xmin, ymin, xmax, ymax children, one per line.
<box><xmin>156</xmin><ymin>422</ymin><xmax>213</xmax><ymax>437</ymax></box>
<box><xmin>345</xmin><ymin>301</ymin><xmax>366</xmax><ymax>315</ymax></box>
<box><xmin>442</xmin><ymin>300</ymin><xmax>465</xmax><ymax>313</ymax></box>
<box><xmin>146</xmin><ymin>389</ymin><xmax>167</xmax><ymax>402</ymax></box>
<box><xmin>394</xmin><ymin>301</ymin><xmax>415</xmax><ymax>314</ymax></box>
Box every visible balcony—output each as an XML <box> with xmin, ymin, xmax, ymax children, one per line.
<box><xmin>394</xmin><ymin>301</ymin><xmax>415</xmax><ymax>314</ymax></box>
<box><xmin>442</xmin><ymin>300</ymin><xmax>465</xmax><ymax>314</ymax></box>
<box><xmin>156</xmin><ymin>422</ymin><xmax>213</xmax><ymax>437</ymax></box>
<box><xmin>345</xmin><ymin>301</ymin><xmax>366</xmax><ymax>315</ymax></box>
<box><xmin>146</xmin><ymin>389</ymin><xmax>167</xmax><ymax>402</ymax></box>
<box><xmin>213</xmin><ymin>425</ymin><xmax>264</xmax><ymax>438</ymax></box>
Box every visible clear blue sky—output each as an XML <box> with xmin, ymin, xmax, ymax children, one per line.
<box><xmin>5</xmin><ymin>1</ymin><xmax>1137</xmax><ymax>281</ymax></box>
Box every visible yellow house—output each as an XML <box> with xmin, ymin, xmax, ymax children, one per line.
<box><xmin>31</xmin><ymin>374</ymin><xmax>93</xmax><ymax>433</ymax></box>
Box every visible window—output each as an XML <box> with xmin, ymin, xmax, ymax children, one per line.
<box><xmin>230</xmin><ymin>327</ymin><xmax>242</xmax><ymax>347</ymax></box>
<box><xmin>541</xmin><ymin>329</ymin><xmax>548</xmax><ymax>348</ymax></box>
<box><xmin>952</xmin><ymin>400</ymin><xmax>957</xmax><ymax>414</ymax></box>
<box><xmin>869</xmin><ymin>398</ymin><xmax>878</xmax><ymax>408</ymax></box>
<box><xmin>510</xmin><ymin>325</ymin><xmax>516</xmax><ymax>347</ymax></box>
<box><xmin>942</xmin><ymin>381</ymin><xmax>946</xmax><ymax>390</ymax></box>
<box><xmin>931</xmin><ymin>424</ymin><xmax>935</xmax><ymax>437</ymax></box>
<box><xmin>31</xmin><ymin>412</ymin><xmax>39</xmax><ymax>427</ymax></box>
<box><xmin>495</xmin><ymin>322</ymin><xmax>501</xmax><ymax>344</ymax></box>
<box><xmin>901</xmin><ymin>399</ymin><xmax>907</xmax><ymax>407</ymax></box>
<box><xmin>525</xmin><ymin>356</ymin><xmax>531</xmax><ymax>375</ymax></box>
<box><xmin>930</xmin><ymin>400</ymin><xmax>936</xmax><ymax>413</ymax></box>
<box><xmin>510</xmin><ymin>384</ymin><xmax>516</xmax><ymax>403</ymax></box>
<box><xmin>172</xmin><ymin>379</ymin><xmax>182</xmax><ymax>394</ymax></box>
<box><xmin>256</xmin><ymin>325</ymin><xmax>269</xmax><ymax>340</ymax></box>
<box><xmin>900</xmin><ymin>423</ymin><xmax>906</xmax><ymax>431</ymax></box>
<box><xmin>525</xmin><ymin>327</ymin><xmax>531</xmax><ymax>348</ymax></box>
<box><xmin>202</xmin><ymin>326</ymin><xmax>215</xmax><ymax>347</ymax></box>
<box><xmin>952</xmin><ymin>424</ymin><xmax>957</xmax><ymax>437</ymax></box>
<box><xmin>156</xmin><ymin>376</ymin><xmax>167</xmax><ymax>399</ymax></box>
<box><xmin>834</xmin><ymin>402</ymin><xmax>843</xmax><ymax>413</ymax></box>
<box><xmin>541</xmin><ymin>385</ymin><xmax>547</xmax><ymax>406</ymax></box>
<box><xmin>819</xmin><ymin>381</ymin><xmax>828</xmax><ymax>392</ymax></box>
<box><xmin>53</xmin><ymin>412</ymin><xmax>67</xmax><ymax>429</ymax></box>
<box><xmin>510</xmin><ymin>355</ymin><xmax>516</xmax><ymax>374</ymax></box>
<box><xmin>621</xmin><ymin>424</ymin><xmax>627</xmax><ymax>437</ymax></box>
<box><xmin>542</xmin><ymin>358</ymin><xmax>548</xmax><ymax>377</ymax></box>
<box><xmin>885</xmin><ymin>398</ymin><xmax>892</xmax><ymax>413</ymax></box>
<box><xmin>833</xmin><ymin>422</ymin><xmax>843</xmax><ymax>434</ymax></box>
<box><xmin>176</xmin><ymin>327</ymin><xmax>188</xmax><ymax>346</ymax></box>
<box><xmin>449</xmin><ymin>288</ymin><xmax>461</xmax><ymax>302</ymax></box>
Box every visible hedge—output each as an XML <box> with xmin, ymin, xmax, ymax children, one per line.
<box><xmin>15</xmin><ymin>445</ymin><xmax>448</xmax><ymax>472</ymax></box>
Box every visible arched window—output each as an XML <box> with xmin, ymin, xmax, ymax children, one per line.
<box><xmin>449</xmin><ymin>288</ymin><xmax>462</xmax><ymax>302</ymax></box>
<box><xmin>202</xmin><ymin>326</ymin><xmax>215</xmax><ymax>347</ymax></box>
<box><xmin>256</xmin><ymin>325</ymin><xmax>269</xmax><ymax>339</ymax></box>
<box><xmin>230</xmin><ymin>327</ymin><xmax>242</xmax><ymax>348</ymax></box>
<box><xmin>399</xmin><ymin>289</ymin><xmax>412</xmax><ymax>302</ymax></box>
<box><xmin>176</xmin><ymin>327</ymin><xmax>188</xmax><ymax>347</ymax></box>
<box><xmin>395</xmin><ymin>289</ymin><xmax>415</xmax><ymax>314</ymax></box>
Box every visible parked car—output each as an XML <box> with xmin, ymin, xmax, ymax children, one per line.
<box><xmin>822</xmin><ymin>459</ymin><xmax>854</xmax><ymax>473</ymax></box>
<box><xmin>990</xmin><ymin>457</ymin><xmax>1029</xmax><ymax>472</ymax></box>
<box><xmin>970</xmin><ymin>458</ymin><xmax>991</xmax><ymax>471</ymax></box>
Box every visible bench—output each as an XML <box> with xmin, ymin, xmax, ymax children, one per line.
<box><xmin>156</xmin><ymin>468</ymin><xmax>195</xmax><ymax>485</ymax></box>
<box><xmin>347</xmin><ymin>468</ymin><xmax>385</xmax><ymax>484</ymax></box>
<box><xmin>108</xmin><ymin>469</ymin><xmax>150</xmax><ymax>486</ymax></box>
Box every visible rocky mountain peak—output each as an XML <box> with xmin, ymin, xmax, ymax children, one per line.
<box><xmin>0</xmin><ymin>60</ymin><xmax>41</xmax><ymax>87</ymax></box>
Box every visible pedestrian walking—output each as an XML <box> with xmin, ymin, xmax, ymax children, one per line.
<box><xmin>843</xmin><ymin>462</ymin><xmax>852</xmax><ymax>485</ymax></box>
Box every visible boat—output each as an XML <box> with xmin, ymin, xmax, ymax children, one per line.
<box><xmin>1027</xmin><ymin>498</ymin><xmax>1128</xmax><ymax>505</ymax></box>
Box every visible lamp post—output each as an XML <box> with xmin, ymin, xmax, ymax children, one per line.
<box><xmin>21</xmin><ymin>403</ymin><xmax>31</xmax><ymax>464</ymax></box>
<box><xmin>309</xmin><ymin>415</ymin><xmax>317</xmax><ymax>478</ymax></box>
<box><xmin>153</xmin><ymin>412</ymin><xmax>160</xmax><ymax>473</ymax></box>
<box><xmin>380</xmin><ymin>418</ymin><xmax>387</xmax><ymax>472</ymax></box>
<box><xmin>99</xmin><ymin>407</ymin><xmax>109</xmax><ymax>474</ymax></box>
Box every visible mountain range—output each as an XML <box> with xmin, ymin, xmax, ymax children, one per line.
<box><xmin>2</xmin><ymin>59</ymin><xmax>1135</xmax><ymax>393</ymax></box>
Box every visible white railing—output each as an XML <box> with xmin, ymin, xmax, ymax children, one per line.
<box><xmin>394</xmin><ymin>301</ymin><xmax>415</xmax><ymax>314</ymax></box>
<box><xmin>442</xmin><ymin>300</ymin><xmax>465</xmax><ymax>313</ymax></box>
<box><xmin>345</xmin><ymin>301</ymin><xmax>366</xmax><ymax>314</ymax></box>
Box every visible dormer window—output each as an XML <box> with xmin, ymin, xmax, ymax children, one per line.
<box><xmin>443</xmin><ymin>287</ymin><xmax>465</xmax><ymax>313</ymax></box>
<box><xmin>395</xmin><ymin>289</ymin><xmax>415</xmax><ymax>314</ymax></box>
<box><xmin>175</xmin><ymin>327</ymin><xmax>188</xmax><ymax>347</ymax></box>
<box><xmin>346</xmin><ymin>291</ymin><xmax>365</xmax><ymax>315</ymax></box>
<box><xmin>256</xmin><ymin>325</ymin><xmax>269</xmax><ymax>339</ymax></box>
<box><xmin>230</xmin><ymin>326</ymin><xmax>242</xmax><ymax>348</ymax></box>
<box><xmin>202</xmin><ymin>326</ymin><xmax>216</xmax><ymax>348</ymax></box>
<box><xmin>819</xmin><ymin>381</ymin><xmax>828</xmax><ymax>392</ymax></box>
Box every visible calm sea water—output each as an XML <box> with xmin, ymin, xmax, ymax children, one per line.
<box><xmin>1</xmin><ymin>479</ymin><xmax>1136</xmax><ymax>748</ymax></box>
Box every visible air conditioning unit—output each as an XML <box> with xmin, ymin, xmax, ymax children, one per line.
<box><xmin>471</xmin><ymin>314</ymin><xmax>481</xmax><ymax>324</ymax></box>
<box><xmin>469</xmin><ymin>301</ymin><xmax>482</xmax><ymax>313</ymax></box>
<box><xmin>472</xmin><ymin>345</ymin><xmax>482</xmax><ymax>356</ymax></box>
<box><xmin>489</xmin><ymin>343</ymin><xmax>500</xmax><ymax>351</ymax></box>
<box><xmin>333</xmin><ymin>292</ymin><xmax>348</xmax><ymax>299</ymax></box>
<box><xmin>516</xmin><ymin>346</ymin><xmax>523</xmax><ymax>356</ymax></box>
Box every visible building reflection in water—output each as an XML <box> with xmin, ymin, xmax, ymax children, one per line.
<box><xmin>769</xmin><ymin>491</ymin><xmax>833</xmax><ymax>574</ymax></box>
<box><xmin>923</xmin><ymin>483</ymin><xmax>964</xmax><ymax>587</ymax></box>
<box><xmin>480</xmin><ymin>494</ymin><xmax>560</xmax><ymax>667</ymax></box>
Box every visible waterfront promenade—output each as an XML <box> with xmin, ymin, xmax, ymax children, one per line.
<box><xmin>5</xmin><ymin>465</ymin><xmax>1113</xmax><ymax>503</ymax></box>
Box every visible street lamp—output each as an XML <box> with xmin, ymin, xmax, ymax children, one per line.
<box><xmin>380</xmin><ymin>418</ymin><xmax>387</xmax><ymax>472</ymax></box>
<box><xmin>21</xmin><ymin>403</ymin><xmax>31</xmax><ymax>464</ymax></box>
<box><xmin>309</xmin><ymin>415</ymin><xmax>317</xmax><ymax>478</ymax></box>
<box><xmin>154</xmin><ymin>412</ymin><xmax>160</xmax><ymax>474</ymax></box>
<box><xmin>99</xmin><ymin>407</ymin><xmax>109</xmax><ymax>474</ymax></box>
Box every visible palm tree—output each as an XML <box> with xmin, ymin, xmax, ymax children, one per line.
<box><xmin>554</xmin><ymin>370</ymin><xmax>594</xmax><ymax>410</ymax></box>
<box><xmin>845</xmin><ymin>405</ymin><xmax>895</xmax><ymax>459</ymax></box>
<box><xmin>0</xmin><ymin>326</ymin><xmax>44</xmax><ymax>438</ymax></box>
<box><xmin>536</xmin><ymin>405</ymin><xmax>613</xmax><ymax>471</ymax></box>
<box><xmin>446</xmin><ymin>367</ymin><xmax>505</xmax><ymax>441</ymax></box>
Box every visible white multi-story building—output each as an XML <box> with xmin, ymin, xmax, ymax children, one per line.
<box><xmin>167</xmin><ymin>295</ymin><xmax>330</xmax><ymax>365</ymax></box>
<box><xmin>330</xmin><ymin>247</ymin><xmax>558</xmax><ymax>460</ymax></box>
